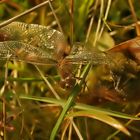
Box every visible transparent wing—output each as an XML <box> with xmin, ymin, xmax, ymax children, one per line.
<box><xmin>65</xmin><ymin>47</ymin><xmax>110</xmax><ymax>65</ymax></box>
<box><xmin>0</xmin><ymin>41</ymin><xmax>57</xmax><ymax>65</ymax></box>
<box><xmin>0</xmin><ymin>22</ymin><xmax>67</xmax><ymax>61</ymax></box>
<box><xmin>0</xmin><ymin>22</ymin><xmax>110</xmax><ymax>66</ymax></box>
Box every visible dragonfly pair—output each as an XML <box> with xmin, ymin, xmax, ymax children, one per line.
<box><xmin>0</xmin><ymin>22</ymin><xmax>108</xmax><ymax>89</ymax></box>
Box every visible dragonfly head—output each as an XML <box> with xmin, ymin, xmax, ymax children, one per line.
<box><xmin>55</xmin><ymin>40</ymin><xmax>71</xmax><ymax>61</ymax></box>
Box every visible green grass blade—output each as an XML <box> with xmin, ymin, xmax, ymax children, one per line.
<box><xmin>20</xmin><ymin>95</ymin><xmax>140</xmax><ymax>120</ymax></box>
<box><xmin>50</xmin><ymin>63</ymin><xmax>91</xmax><ymax>140</ymax></box>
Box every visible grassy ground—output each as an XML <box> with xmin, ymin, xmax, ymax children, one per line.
<box><xmin>0</xmin><ymin>0</ymin><xmax>140</xmax><ymax>140</ymax></box>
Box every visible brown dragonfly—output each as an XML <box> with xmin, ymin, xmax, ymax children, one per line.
<box><xmin>0</xmin><ymin>22</ymin><xmax>108</xmax><ymax>87</ymax></box>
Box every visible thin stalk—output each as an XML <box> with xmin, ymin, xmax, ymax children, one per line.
<box><xmin>48</xmin><ymin>0</ymin><xmax>63</xmax><ymax>33</ymax></box>
<box><xmin>0</xmin><ymin>0</ymin><xmax>53</xmax><ymax>28</ymax></box>
<box><xmin>70</xmin><ymin>0</ymin><xmax>74</xmax><ymax>45</ymax></box>
<box><xmin>128</xmin><ymin>0</ymin><xmax>140</xmax><ymax>36</ymax></box>
<box><xmin>39</xmin><ymin>6</ymin><xmax>46</xmax><ymax>25</ymax></box>
<box><xmin>68</xmin><ymin>119</ymin><xmax>72</xmax><ymax>140</ymax></box>
<box><xmin>98</xmin><ymin>0</ymin><xmax>112</xmax><ymax>39</ymax></box>
<box><xmin>0</xmin><ymin>52</ymin><xmax>11</xmax><ymax>96</ymax></box>
<box><xmin>85</xmin><ymin>0</ymin><xmax>99</xmax><ymax>43</ymax></box>
<box><xmin>61</xmin><ymin>119</ymin><xmax>70</xmax><ymax>140</ymax></box>
<box><xmin>1</xmin><ymin>56</ymin><xmax>9</xmax><ymax>139</ymax></box>
<box><xmin>72</xmin><ymin>121</ymin><xmax>83</xmax><ymax>140</ymax></box>
<box><xmin>2</xmin><ymin>98</ymin><xmax>6</xmax><ymax>140</ymax></box>
<box><xmin>34</xmin><ymin>65</ymin><xmax>60</xmax><ymax>100</ymax></box>
<box><xmin>93</xmin><ymin>0</ymin><xmax>104</xmax><ymax>46</ymax></box>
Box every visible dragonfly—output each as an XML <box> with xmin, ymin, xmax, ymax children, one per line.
<box><xmin>1</xmin><ymin>22</ymin><xmax>140</xmax><ymax>103</ymax></box>
<box><xmin>0</xmin><ymin>22</ymin><xmax>109</xmax><ymax>88</ymax></box>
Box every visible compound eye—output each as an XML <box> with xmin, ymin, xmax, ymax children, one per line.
<box><xmin>55</xmin><ymin>41</ymin><xmax>70</xmax><ymax>60</ymax></box>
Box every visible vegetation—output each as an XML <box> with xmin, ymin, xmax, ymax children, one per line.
<box><xmin>0</xmin><ymin>0</ymin><xmax>140</xmax><ymax>139</ymax></box>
